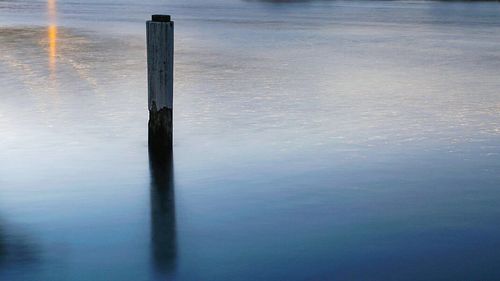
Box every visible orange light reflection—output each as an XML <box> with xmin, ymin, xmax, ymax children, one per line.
<box><xmin>47</xmin><ymin>0</ymin><xmax>57</xmax><ymax>74</ymax></box>
<box><xmin>48</xmin><ymin>24</ymin><xmax>57</xmax><ymax>70</ymax></box>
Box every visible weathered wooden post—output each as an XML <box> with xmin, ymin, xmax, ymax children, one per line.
<box><xmin>147</xmin><ymin>14</ymin><xmax>174</xmax><ymax>152</ymax></box>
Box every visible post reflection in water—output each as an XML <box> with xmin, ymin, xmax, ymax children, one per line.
<box><xmin>148</xmin><ymin>148</ymin><xmax>177</xmax><ymax>277</ymax></box>
<box><xmin>47</xmin><ymin>0</ymin><xmax>57</xmax><ymax>75</ymax></box>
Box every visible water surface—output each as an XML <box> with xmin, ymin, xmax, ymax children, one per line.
<box><xmin>1</xmin><ymin>0</ymin><xmax>500</xmax><ymax>280</ymax></box>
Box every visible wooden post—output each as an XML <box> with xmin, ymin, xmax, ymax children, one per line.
<box><xmin>147</xmin><ymin>14</ymin><xmax>174</xmax><ymax>152</ymax></box>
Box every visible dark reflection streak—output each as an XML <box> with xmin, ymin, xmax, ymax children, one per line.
<box><xmin>148</xmin><ymin>148</ymin><xmax>177</xmax><ymax>277</ymax></box>
<box><xmin>0</xmin><ymin>225</ymin><xmax>5</xmax><ymax>266</ymax></box>
<box><xmin>0</xmin><ymin>220</ymin><xmax>39</xmax><ymax>270</ymax></box>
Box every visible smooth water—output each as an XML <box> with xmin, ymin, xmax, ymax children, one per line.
<box><xmin>1</xmin><ymin>0</ymin><xmax>500</xmax><ymax>280</ymax></box>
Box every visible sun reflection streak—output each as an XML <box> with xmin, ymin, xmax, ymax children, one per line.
<box><xmin>47</xmin><ymin>0</ymin><xmax>57</xmax><ymax>75</ymax></box>
<box><xmin>48</xmin><ymin>25</ymin><xmax>57</xmax><ymax>69</ymax></box>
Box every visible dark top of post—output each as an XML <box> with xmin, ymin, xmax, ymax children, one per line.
<box><xmin>152</xmin><ymin>15</ymin><xmax>171</xmax><ymax>22</ymax></box>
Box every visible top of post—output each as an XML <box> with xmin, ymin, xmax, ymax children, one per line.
<box><xmin>152</xmin><ymin>15</ymin><xmax>171</xmax><ymax>22</ymax></box>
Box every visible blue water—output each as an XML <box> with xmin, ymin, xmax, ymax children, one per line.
<box><xmin>1</xmin><ymin>0</ymin><xmax>500</xmax><ymax>280</ymax></box>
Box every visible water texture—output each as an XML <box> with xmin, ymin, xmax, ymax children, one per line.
<box><xmin>1</xmin><ymin>0</ymin><xmax>500</xmax><ymax>280</ymax></box>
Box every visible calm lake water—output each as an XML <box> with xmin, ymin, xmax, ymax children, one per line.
<box><xmin>1</xmin><ymin>0</ymin><xmax>500</xmax><ymax>280</ymax></box>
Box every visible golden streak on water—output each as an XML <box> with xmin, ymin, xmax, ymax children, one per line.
<box><xmin>48</xmin><ymin>0</ymin><xmax>57</xmax><ymax>75</ymax></box>
<box><xmin>48</xmin><ymin>24</ymin><xmax>57</xmax><ymax>70</ymax></box>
